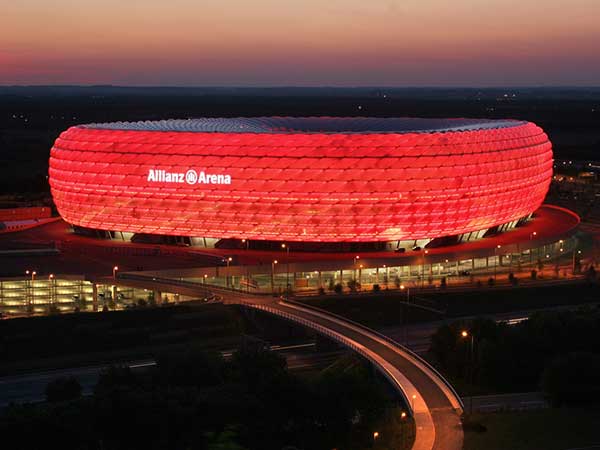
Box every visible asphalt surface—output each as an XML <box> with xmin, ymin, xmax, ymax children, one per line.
<box><xmin>268</xmin><ymin>300</ymin><xmax>464</xmax><ymax>450</ymax></box>
<box><xmin>0</xmin><ymin>344</ymin><xmax>339</xmax><ymax>407</ymax></box>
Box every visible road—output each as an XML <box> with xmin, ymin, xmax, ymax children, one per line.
<box><xmin>0</xmin><ymin>343</ymin><xmax>338</xmax><ymax>408</ymax></box>
<box><xmin>249</xmin><ymin>299</ymin><xmax>464</xmax><ymax>450</ymax></box>
<box><xmin>461</xmin><ymin>392</ymin><xmax>548</xmax><ymax>414</ymax></box>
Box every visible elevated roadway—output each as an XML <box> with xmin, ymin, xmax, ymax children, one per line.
<box><xmin>116</xmin><ymin>273</ymin><xmax>464</xmax><ymax>450</ymax></box>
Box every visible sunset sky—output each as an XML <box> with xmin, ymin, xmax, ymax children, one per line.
<box><xmin>2</xmin><ymin>0</ymin><xmax>599</xmax><ymax>86</ymax></box>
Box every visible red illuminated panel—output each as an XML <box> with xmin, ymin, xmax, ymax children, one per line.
<box><xmin>48</xmin><ymin>119</ymin><xmax>553</xmax><ymax>242</ymax></box>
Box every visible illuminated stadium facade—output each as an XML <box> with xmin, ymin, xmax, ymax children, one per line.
<box><xmin>49</xmin><ymin>117</ymin><xmax>553</xmax><ymax>249</ymax></box>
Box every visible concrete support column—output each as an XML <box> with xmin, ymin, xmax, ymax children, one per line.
<box><xmin>455</xmin><ymin>260</ymin><xmax>459</xmax><ymax>276</ymax></box>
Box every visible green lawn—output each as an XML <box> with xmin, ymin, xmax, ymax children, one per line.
<box><xmin>464</xmin><ymin>408</ymin><xmax>600</xmax><ymax>450</ymax></box>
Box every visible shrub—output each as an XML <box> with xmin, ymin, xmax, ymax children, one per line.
<box><xmin>317</xmin><ymin>287</ymin><xmax>326</xmax><ymax>296</ymax></box>
<box><xmin>45</xmin><ymin>376</ymin><xmax>82</xmax><ymax>403</ymax></box>
<box><xmin>372</xmin><ymin>284</ymin><xmax>380</xmax><ymax>292</ymax></box>
<box><xmin>333</xmin><ymin>283</ymin><xmax>343</xmax><ymax>294</ymax></box>
<box><xmin>542</xmin><ymin>352</ymin><xmax>600</xmax><ymax>406</ymax></box>
<box><xmin>487</xmin><ymin>277</ymin><xmax>495</xmax><ymax>286</ymax></box>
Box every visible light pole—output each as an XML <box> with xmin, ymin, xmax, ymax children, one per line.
<box><xmin>461</xmin><ymin>330</ymin><xmax>475</xmax><ymax>415</ymax></box>
<box><xmin>573</xmin><ymin>249</ymin><xmax>581</xmax><ymax>274</ymax></box>
<box><xmin>383</xmin><ymin>264</ymin><xmax>388</xmax><ymax>289</ymax></box>
<box><xmin>529</xmin><ymin>231</ymin><xmax>537</xmax><ymax>266</ymax></box>
<box><xmin>282</xmin><ymin>243</ymin><xmax>290</xmax><ymax>294</ymax></box>
<box><xmin>400</xmin><ymin>284</ymin><xmax>410</xmax><ymax>345</ymax></box>
<box><xmin>358</xmin><ymin>264</ymin><xmax>363</xmax><ymax>288</ymax></box>
<box><xmin>25</xmin><ymin>270</ymin><xmax>36</xmax><ymax>312</ymax></box>
<box><xmin>225</xmin><ymin>257</ymin><xmax>232</xmax><ymax>288</ymax></box>
<box><xmin>48</xmin><ymin>274</ymin><xmax>55</xmax><ymax>305</ymax></box>
<box><xmin>271</xmin><ymin>260</ymin><xmax>278</xmax><ymax>295</ymax></box>
<box><xmin>112</xmin><ymin>265</ymin><xmax>119</xmax><ymax>280</ymax></box>
<box><xmin>422</xmin><ymin>249</ymin><xmax>429</xmax><ymax>288</ymax></box>
<box><xmin>373</xmin><ymin>431</ymin><xmax>380</xmax><ymax>445</ymax></box>
<box><xmin>494</xmin><ymin>245</ymin><xmax>501</xmax><ymax>281</ymax></box>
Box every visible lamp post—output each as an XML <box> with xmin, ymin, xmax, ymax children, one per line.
<box><xmin>383</xmin><ymin>264</ymin><xmax>388</xmax><ymax>289</ymax></box>
<box><xmin>358</xmin><ymin>264</ymin><xmax>363</xmax><ymax>288</ymax></box>
<box><xmin>400</xmin><ymin>284</ymin><xmax>410</xmax><ymax>345</ymax></box>
<box><xmin>271</xmin><ymin>260</ymin><xmax>278</xmax><ymax>295</ymax></box>
<box><xmin>422</xmin><ymin>249</ymin><xmax>429</xmax><ymax>288</ymax></box>
<box><xmin>282</xmin><ymin>243</ymin><xmax>290</xmax><ymax>294</ymax></box>
<box><xmin>529</xmin><ymin>231</ymin><xmax>537</xmax><ymax>266</ymax></box>
<box><xmin>48</xmin><ymin>274</ymin><xmax>55</xmax><ymax>305</ymax></box>
<box><xmin>112</xmin><ymin>265</ymin><xmax>119</xmax><ymax>280</ymax></box>
<box><xmin>25</xmin><ymin>270</ymin><xmax>36</xmax><ymax>312</ymax></box>
<box><xmin>373</xmin><ymin>431</ymin><xmax>380</xmax><ymax>444</ymax></box>
<box><xmin>573</xmin><ymin>249</ymin><xmax>581</xmax><ymax>274</ymax></box>
<box><xmin>494</xmin><ymin>245</ymin><xmax>501</xmax><ymax>281</ymax></box>
<box><xmin>225</xmin><ymin>257</ymin><xmax>232</xmax><ymax>288</ymax></box>
<box><xmin>461</xmin><ymin>330</ymin><xmax>475</xmax><ymax>415</ymax></box>
<box><xmin>353</xmin><ymin>255</ymin><xmax>360</xmax><ymax>281</ymax></box>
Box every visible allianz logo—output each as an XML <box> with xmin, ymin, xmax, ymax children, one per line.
<box><xmin>147</xmin><ymin>169</ymin><xmax>232</xmax><ymax>185</ymax></box>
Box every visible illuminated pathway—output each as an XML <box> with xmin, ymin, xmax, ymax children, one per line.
<box><xmin>244</xmin><ymin>298</ymin><xmax>464</xmax><ymax>450</ymax></box>
<box><xmin>116</xmin><ymin>273</ymin><xmax>464</xmax><ymax>450</ymax></box>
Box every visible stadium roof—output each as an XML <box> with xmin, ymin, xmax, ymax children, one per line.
<box><xmin>83</xmin><ymin>117</ymin><xmax>525</xmax><ymax>134</ymax></box>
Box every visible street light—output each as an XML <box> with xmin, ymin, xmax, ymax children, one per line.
<box><xmin>225</xmin><ymin>257</ymin><xmax>233</xmax><ymax>288</ymax></box>
<box><xmin>26</xmin><ymin>270</ymin><xmax>36</xmax><ymax>312</ymax></box>
<box><xmin>112</xmin><ymin>265</ymin><xmax>119</xmax><ymax>279</ymax></box>
<box><xmin>400</xmin><ymin>284</ymin><xmax>410</xmax><ymax>345</ymax></box>
<box><xmin>373</xmin><ymin>431</ymin><xmax>379</xmax><ymax>440</ymax></box>
<box><xmin>48</xmin><ymin>274</ymin><xmax>55</xmax><ymax>304</ymax></box>
<box><xmin>422</xmin><ymin>249</ymin><xmax>429</xmax><ymax>288</ymax></box>
<box><xmin>529</xmin><ymin>231</ymin><xmax>537</xmax><ymax>265</ymax></box>
<box><xmin>353</xmin><ymin>255</ymin><xmax>360</xmax><ymax>280</ymax></box>
<box><xmin>271</xmin><ymin>260</ymin><xmax>278</xmax><ymax>294</ymax></box>
<box><xmin>494</xmin><ymin>245</ymin><xmax>501</xmax><ymax>281</ymax></box>
<box><xmin>461</xmin><ymin>330</ymin><xmax>475</xmax><ymax>414</ymax></box>
<box><xmin>282</xmin><ymin>243</ymin><xmax>290</xmax><ymax>294</ymax></box>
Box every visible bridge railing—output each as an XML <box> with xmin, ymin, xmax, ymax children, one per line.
<box><xmin>282</xmin><ymin>298</ymin><xmax>464</xmax><ymax>411</ymax></box>
<box><xmin>248</xmin><ymin>302</ymin><xmax>414</xmax><ymax>416</ymax></box>
<box><xmin>117</xmin><ymin>272</ymin><xmax>240</xmax><ymax>294</ymax></box>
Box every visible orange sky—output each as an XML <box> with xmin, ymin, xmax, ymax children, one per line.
<box><xmin>2</xmin><ymin>0</ymin><xmax>599</xmax><ymax>85</ymax></box>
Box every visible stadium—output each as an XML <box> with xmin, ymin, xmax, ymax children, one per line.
<box><xmin>49</xmin><ymin>117</ymin><xmax>554</xmax><ymax>250</ymax></box>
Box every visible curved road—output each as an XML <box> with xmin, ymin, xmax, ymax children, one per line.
<box><xmin>249</xmin><ymin>299</ymin><xmax>464</xmax><ymax>450</ymax></box>
<box><xmin>113</xmin><ymin>274</ymin><xmax>464</xmax><ymax>450</ymax></box>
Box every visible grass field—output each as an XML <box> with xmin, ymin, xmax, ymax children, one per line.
<box><xmin>464</xmin><ymin>408</ymin><xmax>600</xmax><ymax>450</ymax></box>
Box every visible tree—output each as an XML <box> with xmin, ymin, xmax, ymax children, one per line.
<box><xmin>94</xmin><ymin>365</ymin><xmax>139</xmax><ymax>395</ymax></box>
<box><xmin>328</xmin><ymin>278</ymin><xmax>335</xmax><ymax>292</ymax></box>
<box><xmin>205</xmin><ymin>426</ymin><xmax>248</xmax><ymax>450</ymax></box>
<box><xmin>586</xmin><ymin>265</ymin><xmax>597</xmax><ymax>281</ymax></box>
<box><xmin>45</xmin><ymin>376</ymin><xmax>82</xmax><ymax>403</ymax></box>
<box><xmin>541</xmin><ymin>352</ymin><xmax>600</xmax><ymax>406</ymax></box>
<box><xmin>347</xmin><ymin>279</ymin><xmax>361</xmax><ymax>292</ymax></box>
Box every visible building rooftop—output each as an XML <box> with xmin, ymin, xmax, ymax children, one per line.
<box><xmin>83</xmin><ymin>117</ymin><xmax>526</xmax><ymax>134</ymax></box>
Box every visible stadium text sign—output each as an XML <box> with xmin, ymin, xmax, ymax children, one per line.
<box><xmin>147</xmin><ymin>169</ymin><xmax>231</xmax><ymax>185</ymax></box>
